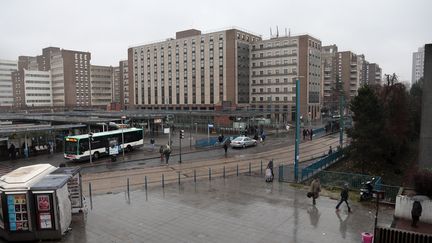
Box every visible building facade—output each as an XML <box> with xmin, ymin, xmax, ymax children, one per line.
<box><xmin>0</xmin><ymin>59</ymin><xmax>18</xmax><ymax>108</ymax></box>
<box><xmin>128</xmin><ymin>28</ymin><xmax>261</xmax><ymax>110</ymax></box>
<box><xmin>249</xmin><ymin>35</ymin><xmax>322</xmax><ymax>122</ymax></box>
<box><xmin>119</xmin><ymin>60</ymin><xmax>129</xmax><ymax>107</ymax></box>
<box><xmin>90</xmin><ymin>65</ymin><xmax>113</xmax><ymax>106</ymax></box>
<box><xmin>23</xmin><ymin>69</ymin><xmax>52</xmax><ymax>107</ymax></box>
<box><xmin>112</xmin><ymin>66</ymin><xmax>121</xmax><ymax>103</ymax></box>
<box><xmin>412</xmin><ymin>46</ymin><xmax>425</xmax><ymax>83</ymax></box>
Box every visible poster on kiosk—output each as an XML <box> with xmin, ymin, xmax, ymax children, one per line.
<box><xmin>35</xmin><ymin>194</ymin><xmax>54</xmax><ymax>230</ymax></box>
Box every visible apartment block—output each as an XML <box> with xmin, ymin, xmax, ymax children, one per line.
<box><xmin>23</xmin><ymin>69</ymin><xmax>52</xmax><ymax>107</ymax></box>
<box><xmin>0</xmin><ymin>59</ymin><xmax>17</xmax><ymax>107</ymax></box>
<box><xmin>112</xmin><ymin>66</ymin><xmax>121</xmax><ymax>103</ymax></box>
<box><xmin>119</xmin><ymin>60</ymin><xmax>129</xmax><ymax>107</ymax></box>
<box><xmin>128</xmin><ymin>28</ymin><xmax>261</xmax><ymax>110</ymax></box>
<box><xmin>321</xmin><ymin>45</ymin><xmax>338</xmax><ymax>112</ymax></box>
<box><xmin>250</xmin><ymin>35</ymin><xmax>322</xmax><ymax>122</ymax></box>
<box><xmin>90</xmin><ymin>65</ymin><xmax>113</xmax><ymax>106</ymax></box>
<box><xmin>412</xmin><ymin>46</ymin><xmax>425</xmax><ymax>83</ymax></box>
<box><xmin>364</xmin><ymin>63</ymin><xmax>382</xmax><ymax>85</ymax></box>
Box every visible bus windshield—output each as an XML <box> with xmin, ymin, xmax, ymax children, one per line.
<box><xmin>64</xmin><ymin>141</ymin><xmax>78</xmax><ymax>154</ymax></box>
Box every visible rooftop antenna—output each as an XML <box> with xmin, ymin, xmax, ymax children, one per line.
<box><xmin>276</xmin><ymin>26</ymin><xmax>279</xmax><ymax>38</ymax></box>
<box><xmin>270</xmin><ymin>27</ymin><xmax>273</xmax><ymax>38</ymax></box>
<box><xmin>285</xmin><ymin>28</ymin><xmax>287</xmax><ymax>37</ymax></box>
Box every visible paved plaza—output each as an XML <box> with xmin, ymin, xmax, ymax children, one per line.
<box><xmin>56</xmin><ymin>176</ymin><xmax>393</xmax><ymax>243</ymax></box>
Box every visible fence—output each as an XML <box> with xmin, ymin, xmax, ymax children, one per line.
<box><xmin>374</xmin><ymin>225</ymin><xmax>432</xmax><ymax>243</ymax></box>
<box><xmin>300</xmin><ymin>150</ymin><xmax>344</xmax><ymax>181</ymax></box>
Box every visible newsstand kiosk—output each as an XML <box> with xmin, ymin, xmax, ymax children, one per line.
<box><xmin>0</xmin><ymin>164</ymin><xmax>82</xmax><ymax>242</ymax></box>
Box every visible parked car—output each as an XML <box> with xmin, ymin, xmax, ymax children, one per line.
<box><xmin>230</xmin><ymin>136</ymin><xmax>257</xmax><ymax>148</ymax></box>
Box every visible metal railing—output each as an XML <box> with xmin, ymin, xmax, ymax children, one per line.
<box><xmin>300</xmin><ymin>150</ymin><xmax>344</xmax><ymax>181</ymax></box>
<box><xmin>374</xmin><ymin>226</ymin><xmax>432</xmax><ymax>243</ymax></box>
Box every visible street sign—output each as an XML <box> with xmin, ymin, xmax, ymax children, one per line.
<box><xmin>121</xmin><ymin>115</ymin><xmax>126</xmax><ymax>119</ymax></box>
<box><xmin>164</xmin><ymin>128</ymin><xmax>170</xmax><ymax>134</ymax></box>
<box><xmin>208</xmin><ymin>124</ymin><xmax>214</xmax><ymax>128</ymax></box>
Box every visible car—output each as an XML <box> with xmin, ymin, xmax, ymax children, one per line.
<box><xmin>230</xmin><ymin>136</ymin><xmax>257</xmax><ymax>148</ymax></box>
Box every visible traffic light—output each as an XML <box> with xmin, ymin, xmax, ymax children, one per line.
<box><xmin>179</xmin><ymin>130</ymin><xmax>185</xmax><ymax>139</ymax></box>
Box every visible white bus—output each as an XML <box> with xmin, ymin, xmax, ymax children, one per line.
<box><xmin>64</xmin><ymin>128</ymin><xmax>143</xmax><ymax>161</ymax></box>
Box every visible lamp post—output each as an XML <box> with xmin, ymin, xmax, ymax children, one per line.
<box><xmin>294</xmin><ymin>77</ymin><xmax>300</xmax><ymax>182</ymax></box>
<box><xmin>121</xmin><ymin>115</ymin><xmax>126</xmax><ymax>161</ymax></box>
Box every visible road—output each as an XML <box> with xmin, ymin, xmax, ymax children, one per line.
<box><xmin>82</xmin><ymin>133</ymin><xmax>346</xmax><ymax>195</ymax></box>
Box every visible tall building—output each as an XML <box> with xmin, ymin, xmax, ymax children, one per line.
<box><xmin>112</xmin><ymin>66</ymin><xmax>121</xmax><ymax>103</ymax></box>
<box><xmin>412</xmin><ymin>46</ymin><xmax>425</xmax><ymax>83</ymax></box>
<box><xmin>12</xmin><ymin>47</ymin><xmax>92</xmax><ymax>108</ymax></box>
<box><xmin>249</xmin><ymin>35</ymin><xmax>322</xmax><ymax>122</ymax></box>
<box><xmin>23</xmin><ymin>69</ymin><xmax>52</xmax><ymax>107</ymax></box>
<box><xmin>321</xmin><ymin>45</ymin><xmax>338</xmax><ymax>113</ymax></box>
<box><xmin>335</xmin><ymin>51</ymin><xmax>364</xmax><ymax>105</ymax></box>
<box><xmin>119</xmin><ymin>60</ymin><xmax>129</xmax><ymax>107</ymax></box>
<box><xmin>0</xmin><ymin>59</ymin><xmax>18</xmax><ymax>108</ymax></box>
<box><xmin>128</xmin><ymin>28</ymin><xmax>261</xmax><ymax>110</ymax></box>
<box><xmin>90</xmin><ymin>65</ymin><xmax>113</xmax><ymax>106</ymax></box>
<box><xmin>366</xmin><ymin>63</ymin><xmax>382</xmax><ymax>85</ymax></box>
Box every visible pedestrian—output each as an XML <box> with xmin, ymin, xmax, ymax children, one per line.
<box><xmin>261</xmin><ymin>132</ymin><xmax>266</xmax><ymax>144</ymax></box>
<box><xmin>309</xmin><ymin>128</ymin><xmax>313</xmax><ymax>140</ymax></box>
<box><xmin>150</xmin><ymin>138</ymin><xmax>155</xmax><ymax>151</ymax></box>
<box><xmin>223</xmin><ymin>142</ymin><xmax>228</xmax><ymax>155</ymax></box>
<box><xmin>267</xmin><ymin>159</ymin><xmax>274</xmax><ymax>177</ymax></box>
<box><xmin>9</xmin><ymin>143</ymin><xmax>16</xmax><ymax>160</ymax></box>
<box><xmin>163</xmin><ymin>144</ymin><xmax>171</xmax><ymax>164</ymax></box>
<box><xmin>218</xmin><ymin>134</ymin><xmax>223</xmax><ymax>143</ymax></box>
<box><xmin>309</xmin><ymin>178</ymin><xmax>321</xmax><ymax>205</ymax></box>
<box><xmin>159</xmin><ymin>145</ymin><xmax>164</xmax><ymax>162</ymax></box>
<box><xmin>303</xmin><ymin>129</ymin><xmax>307</xmax><ymax>140</ymax></box>
<box><xmin>328</xmin><ymin>146</ymin><xmax>333</xmax><ymax>155</ymax></box>
<box><xmin>411</xmin><ymin>200</ymin><xmax>422</xmax><ymax>227</ymax></box>
<box><xmin>336</xmin><ymin>183</ymin><xmax>351</xmax><ymax>212</ymax></box>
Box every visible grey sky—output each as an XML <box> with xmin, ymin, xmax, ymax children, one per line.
<box><xmin>1</xmin><ymin>0</ymin><xmax>431</xmax><ymax>82</ymax></box>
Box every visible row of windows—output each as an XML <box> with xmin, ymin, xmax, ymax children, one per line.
<box><xmin>252</xmin><ymin>39</ymin><xmax>297</xmax><ymax>50</ymax></box>
<box><xmin>25</xmin><ymin>74</ymin><xmax>50</xmax><ymax>78</ymax></box>
<box><xmin>251</xmin><ymin>96</ymin><xmax>290</xmax><ymax>102</ymax></box>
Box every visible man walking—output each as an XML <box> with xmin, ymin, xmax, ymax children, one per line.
<box><xmin>309</xmin><ymin>128</ymin><xmax>313</xmax><ymax>140</ymax></box>
<box><xmin>336</xmin><ymin>183</ymin><xmax>351</xmax><ymax>212</ymax></box>
<box><xmin>310</xmin><ymin>178</ymin><xmax>321</xmax><ymax>205</ymax></box>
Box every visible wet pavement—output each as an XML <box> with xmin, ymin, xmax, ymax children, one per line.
<box><xmin>56</xmin><ymin>176</ymin><xmax>393</xmax><ymax>243</ymax></box>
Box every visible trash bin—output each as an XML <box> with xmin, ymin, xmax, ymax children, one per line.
<box><xmin>361</xmin><ymin>232</ymin><xmax>373</xmax><ymax>243</ymax></box>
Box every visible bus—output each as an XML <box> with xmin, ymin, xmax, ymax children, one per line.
<box><xmin>64</xmin><ymin>128</ymin><xmax>143</xmax><ymax>161</ymax></box>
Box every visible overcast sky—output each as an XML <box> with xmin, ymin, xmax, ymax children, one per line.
<box><xmin>1</xmin><ymin>0</ymin><xmax>431</xmax><ymax>82</ymax></box>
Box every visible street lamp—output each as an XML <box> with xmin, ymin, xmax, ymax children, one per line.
<box><xmin>294</xmin><ymin>76</ymin><xmax>304</xmax><ymax>182</ymax></box>
<box><xmin>121</xmin><ymin>115</ymin><xmax>126</xmax><ymax>161</ymax></box>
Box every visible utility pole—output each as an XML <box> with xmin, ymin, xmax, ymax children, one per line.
<box><xmin>339</xmin><ymin>96</ymin><xmax>344</xmax><ymax>148</ymax></box>
<box><xmin>294</xmin><ymin>78</ymin><xmax>300</xmax><ymax>182</ymax></box>
<box><xmin>179</xmin><ymin>130</ymin><xmax>184</xmax><ymax>163</ymax></box>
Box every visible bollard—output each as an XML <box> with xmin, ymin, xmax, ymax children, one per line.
<box><xmin>223</xmin><ymin>166</ymin><xmax>226</xmax><ymax>178</ymax></box>
<box><xmin>144</xmin><ymin>176</ymin><xmax>148</xmax><ymax>191</ymax></box>
<box><xmin>237</xmin><ymin>164</ymin><xmax>239</xmax><ymax>176</ymax></box>
<box><xmin>260</xmin><ymin>160</ymin><xmax>263</xmax><ymax>175</ymax></box>
<box><xmin>178</xmin><ymin>171</ymin><xmax>181</xmax><ymax>185</ymax></box>
<box><xmin>209</xmin><ymin>168</ymin><xmax>211</xmax><ymax>181</ymax></box>
<box><xmin>249</xmin><ymin>162</ymin><xmax>251</xmax><ymax>175</ymax></box>
<box><xmin>89</xmin><ymin>182</ymin><xmax>93</xmax><ymax>210</ymax></box>
<box><xmin>162</xmin><ymin>174</ymin><xmax>165</xmax><ymax>188</ymax></box>
<box><xmin>194</xmin><ymin>169</ymin><xmax>196</xmax><ymax>183</ymax></box>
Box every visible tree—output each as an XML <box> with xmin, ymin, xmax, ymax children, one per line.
<box><xmin>347</xmin><ymin>85</ymin><xmax>385</xmax><ymax>171</ymax></box>
<box><xmin>379</xmin><ymin>81</ymin><xmax>410</xmax><ymax>164</ymax></box>
<box><xmin>409</xmin><ymin>77</ymin><xmax>423</xmax><ymax>140</ymax></box>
